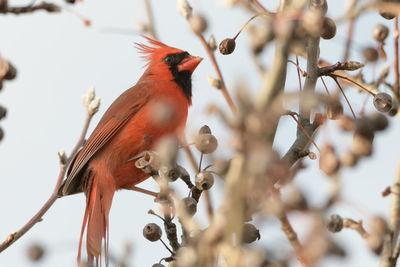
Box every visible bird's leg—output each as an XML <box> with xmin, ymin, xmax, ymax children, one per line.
<box><xmin>129</xmin><ymin>185</ymin><xmax>158</xmax><ymax>197</ymax></box>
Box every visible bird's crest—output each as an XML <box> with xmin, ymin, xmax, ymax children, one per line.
<box><xmin>135</xmin><ymin>35</ymin><xmax>181</xmax><ymax>66</ymax></box>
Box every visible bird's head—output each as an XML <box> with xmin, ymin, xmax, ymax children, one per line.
<box><xmin>136</xmin><ymin>36</ymin><xmax>202</xmax><ymax>101</ymax></box>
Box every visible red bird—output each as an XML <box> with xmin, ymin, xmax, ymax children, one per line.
<box><xmin>58</xmin><ymin>37</ymin><xmax>202</xmax><ymax>265</ymax></box>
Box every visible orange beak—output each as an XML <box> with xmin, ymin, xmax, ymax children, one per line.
<box><xmin>177</xmin><ymin>56</ymin><xmax>203</xmax><ymax>74</ymax></box>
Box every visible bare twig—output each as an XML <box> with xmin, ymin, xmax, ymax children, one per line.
<box><xmin>318</xmin><ymin>61</ymin><xmax>364</xmax><ymax>76</ymax></box>
<box><xmin>273</xmin><ymin>190</ymin><xmax>310</xmax><ymax>266</ymax></box>
<box><xmin>194</xmin><ymin>32</ymin><xmax>236</xmax><ymax>114</ymax></box>
<box><xmin>331</xmin><ymin>73</ymin><xmax>376</xmax><ymax>96</ymax></box>
<box><xmin>250</xmin><ymin>0</ymin><xmax>268</xmax><ymax>13</ymax></box>
<box><xmin>299</xmin><ymin>35</ymin><xmax>320</xmax><ymax>119</ymax></box>
<box><xmin>320</xmin><ymin>77</ymin><xmax>330</xmax><ymax>95</ymax></box>
<box><xmin>288</xmin><ymin>113</ymin><xmax>320</xmax><ymax>152</ymax></box>
<box><xmin>1</xmin><ymin>2</ymin><xmax>60</xmax><ymax>14</ymax></box>
<box><xmin>0</xmin><ymin>112</ymin><xmax>93</xmax><ymax>252</ymax></box>
<box><xmin>330</xmin><ymin>76</ymin><xmax>356</xmax><ymax>119</ymax></box>
<box><xmin>388</xmin><ymin>156</ymin><xmax>400</xmax><ymax>256</ymax></box>
<box><xmin>342</xmin><ymin>0</ymin><xmax>358</xmax><ymax>61</ymax></box>
<box><xmin>394</xmin><ymin>16</ymin><xmax>399</xmax><ymax>98</ymax></box>
<box><xmin>295</xmin><ymin>56</ymin><xmax>303</xmax><ymax>90</ymax></box>
<box><xmin>142</xmin><ymin>0</ymin><xmax>157</xmax><ymax>40</ymax></box>
<box><xmin>181</xmin><ymin>137</ymin><xmax>213</xmax><ymax>222</ymax></box>
<box><xmin>342</xmin><ymin>218</ymin><xmax>369</xmax><ymax>239</ymax></box>
<box><xmin>284</xmin><ymin>0</ymin><xmax>324</xmax><ymax>166</ymax></box>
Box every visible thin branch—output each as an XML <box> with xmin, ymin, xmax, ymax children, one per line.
<box><xmin>330</xmin><ymin>76</ymin><xmax>356</xmax><ymax>119</ymax></box>
<box><xmin>320</xmin><ymin>77</ymin><xmax>330</xmax><ymax>95</ymax></box>
<box><xmin>288</xmin><ymin>113</ymin><xmax>320</xmax><ymax>152</ymax></box>
<box><xmin>142</xmin><ymin>0</ymin><xmax>157</xmax><ymax>40</ymax></box>
<box><xmin>1</xmin><ymin>2</ymin><xmax>60</xmax><ymax>14</ymax></box>
<box><xmin>282</xmin><ymin>0</ymin><xmax>325</xmax><ymax>165</ymax></box>
<box><xmin>255</xmin><ymin>37</ymin><xmax>290</xmax><ymax>110</ymax></box>
<box><xmin>331</xmin><ymin>73</ymin><xmax>376</xmax><ymax>96</ymax></box>
<box><xmin>299</xmin><ymin>36</ymin><xmax>320</xmax><ymax>119</ymax></box>
<box><xmin>250</xmin><ymin>0</ymin><xmax>268</xmax><ymax>13</ymax></box>
<box><xmin>388</xmin><ymin>156</ymin><xmax>400</xmax><ymax>258</ymax></box>
<box><xmin>194</xmin><ymin>32</ymin><xmax>236</xmax><ymax>114</ymax></box>
<box><xmin>0</xmin><ymin>112</ymin><xmax>93</xmax><ymax>252</ymax></box>
<box><xmin>181</xmin><ymin>137</ymin><xmax>213</xmax><ymax>222</ymax></box>
<box><xmin>281</xmin><ymin>117</ymin><xmax>320</xmax><ymax>166</ymax></box>
<box><xmin>160</xmin><ymin>239</ymin><xmax>175</xmax><ymax>255</ymax></box>
<box><xmin>318</xmin><ymin>61</ymin><xmax>364</xmax><ymax>76</ymax></box>
<box><xmin>394</xmin><ymin>16</ymin><xmax>399</xmax><ymax>98</ymax></box>
<box><xmin>342</xmin><ymin>0</ymin><xmax>357</xmax><ymax>61</ymax></box>
<box><xmin>273</xmin><ymin>190</ymin><xmax>310</xmax><ymax>267</ymax></box>
<box><xmin>342</xmin><ymin>218</ymin><xmax>369</xmax><ymax>239</ymax></box>
<box><xmin>295</xmin><ymin>56</ymin><xmax>302</xmax><ymax>91</ymax></box>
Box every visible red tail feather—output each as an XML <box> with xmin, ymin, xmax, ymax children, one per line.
<box><xmin>78</xmin><ymin>172</ymin><xmax>115</xmax><ymax>266</ymax></box>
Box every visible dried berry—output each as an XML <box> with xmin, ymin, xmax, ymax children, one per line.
<box><xmin>283</xmin><ymin>186</ymin><xmax>308</xmax><ymax>211</ymax></box>
<box><xmin>369</xmin><ymin>216</ymin><xmax>388</xmax><ymax>236</ymax></box>
<box><xmin>65</xmin><ymin>0</ymin><xmax>76</xmax><ymax>3</ymax></box>
<box><xmin>355</xmin><ymin>118</ymin><xmax>375</xmax><ymax>140</ymax></box>
<box><xmin>367</xmin><ymin>113</ymin><xmax>388</xmax><ymax>131</ymax></box>
<box><xmin>367</xmin><ymin>216</ymin><xmax>388</xmax><ymax>255</ymax></box>
<box><xmin>363</xmin><ymin>47</ymin><xmax>379</xmax><ymax>62</ymax></box>
<box><xmin>326</xmin><ymin>214</ymin><xmax>343</xmax><ymax>233</ymax></box>
<box><xmin>159</xmin><ymin>166</ymin><xmax>180</xmax><ymax>181</ymax></box>
<box><xmin>326</xmin><ymin>101</ymin><xmax>343</xmax><ymax>120</ymax></box>
<box><xmin>195</xmin><ymin>171</ymin><xmax>214</xmax><ymax>190</ymax></box>
<box><xmin>189</xmin><ymin>15</ymin><xmax>208</xmax><ymax>34</ymax></box>
<box><xmin>213</xmin><ymin>158</ymin><xmax>230</xmax><ymax>176</ymax></box>
<box><xmin>367</xmin><ymin>234</ymin><xmax>384</xmax><ymax>255</ymax></box>
<box><xmin>338</xmin><ymin>115</ymin><xmax>355</xmax><ymax>131</ymax></box>
<box><xmin>242</xmin><ymin>223</ymin><xmax>260</xmax><ymax>243</ymax></box>
<box><xmin>353</xmin><ymin>133</ymin><xmax>373</xmax><ymax>157</ymax></box>
<box><xmin>379</xmin><ymin>0</ymin><xmax>396</xmax><ymax>20</ymax></box>
<box><xmin>4</xmin><ymin>62</ymin><xmax>16</xmax><ymax>80</ymax></box>
<box><xmin>321</xmin><ymin>17</ymin><xmax>336</xmax><ymax>40</ymax></box>
<box><xmin>373</xmin><ymin>24</ymin><xmax>389</xmax><ymax>42</ymax></box>
<box><xmin>195</xmin><ymin>133</ymin><xmax>218</xmax><ymax>154</ymax></box>
<box><xmin>27</xmin><ymin>244</ymin><xmax>45</xmax><ymax>262</ymax></box>
<box><xmin>152</xmin><ymin>264</ymin><xmax>165</xmax><ymax>267</ymax></box>
<box><xmin>143</xmin><ymin>223</ymin><xmax>162</xmax><ymax>242</ymax></box>
<box><xmin>319</xmin><ymin>144</ymin><xmax>340</xmax><ymax>176</ymax></box>
<box><xmin>199</xmin><ymin>125</ymin><xmax>211</xmax><ymax>134</ymax></box>
<box><xmin>0</xmin><ymin>127</ymin><xmax>3</xmax><ymax>142</ymax></box>
<box><xmin>219</xmin><ymin>38</ymin><xmax>236</xmax><ymax>55</ymax></box>
<box><xmin>373</xmin><ymin>92</ymin><xmax>393</xmax><ymax>113</ymax></box>
<box><xmin>180</xmin><ymin>197</ymin><xmax>197</xmax><ymax>216</ymax></box>
<box><xmin>340</xmin><ymin>152</ymin><xmax>358</xmax><ymax>167</ymax></box>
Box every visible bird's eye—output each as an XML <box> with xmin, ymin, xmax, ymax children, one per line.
<box><xmin>164</xmin><ymin>55</ymin><xmax>173</xmax><ymax>64</ymax></box>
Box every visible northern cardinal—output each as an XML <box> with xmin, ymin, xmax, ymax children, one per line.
<box><xmin>58</xmin><ymin>36</ymin><xmax>202</xmax><ymax>265</ymax></box>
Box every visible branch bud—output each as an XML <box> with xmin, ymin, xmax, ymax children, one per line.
<box><xmin>177</xmin><ymin>0</ymin><xmax>192</xmax><ymax>19</ymax></box>
<box><xmin>208</xmin><ymin>34</ymin><xmax>217</xmax><ymax>51</ymax></box>
<box><xmin>207</xmin><ymin>75</ymin><xmax>222</xmax><ymax>89</ymax></box>
<box><xmin>88</xmin><ymin>97</ymin><xmax>100</xmax><ymax>116</ymax></box>
<box><xmin>57</xmin><ymin>150</ymin><xmax>68</xmax><ymax>165</ymax></box>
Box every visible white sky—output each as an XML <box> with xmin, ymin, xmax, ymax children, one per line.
<box><xmin>1</xmin><ymin>0</ymin><xmax>400</xmax><ymax>266</ymax></box>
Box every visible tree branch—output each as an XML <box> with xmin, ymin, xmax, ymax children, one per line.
<box><xmin>1</xmin><ymin>2</ymin><xmax>60</xmax><ymax>15</ymax></box>
<box><xmin>0</xmin><ymin>111</ymin><xmax>93</xmax><ymax>252</ymax></box>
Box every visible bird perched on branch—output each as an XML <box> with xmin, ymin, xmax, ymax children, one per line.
<box><xmin>58</xmin><ymin>36</ymin><xmax>202</xmax><ymax>266</ymax></box>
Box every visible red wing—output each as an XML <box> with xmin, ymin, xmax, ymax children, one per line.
<box><xmin>59</xmin><ymin>85</ymin><xmax>149</xmax><ymax>196</ymax></box>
